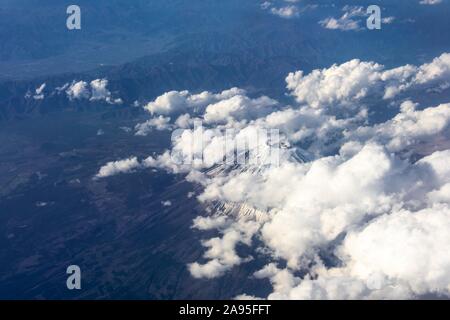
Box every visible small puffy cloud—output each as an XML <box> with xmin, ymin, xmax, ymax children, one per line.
<box><xmin>135</xmin><ymin>116</ymin><xmax>172</xmax><ymax>136</ymax></box>
<box><xmin>102</xmin><ymin>52</ymin><xmax>450</xmax><ymax>299</ymax></box>
<box><xmin>232</xmin><ymin>149</ymin><xmax>450</xmax><ymax>299</ymax></box>
<box><xmin>254</xmin><ymin>264</ymin><xmax>301</xmax><ymax>299</ymax></box>
<box><xmin>89</xmin><ymin>79</ymin><xmax>110</xmax><ymax>101</ymax></box>
<box><xmin>187</xmin><ymin>191</ymin><xmax>196</xmax><ymax>199</ymax></box>
<box><xmin>270</xmin><ymin>6</ymin><xmax>299</xmax><ymax>19</ymax></box>
<box><xmin>188</xmin><ymin>218</ymin><xmax>259</xmax><ymax>279</ymax></box>
<box><xmin>261</xmin><ymin>1</ymin><xmax>272</xmax><ymax>10</ymax></box>
<box><xmin>64</xmin><ymin>78</ymin><xmax>122</xmax><ymax>104</ymax></box>
<box><xmin>33</xmin><ymin>83</ymin><xmax>46</xmax><ymax>100</ymax></box>
<box><xmin>349</xmin><ymin>101</ymin><xmax>450</xmax><ymax>153</ymax></box>
<box><xmin>286</xmin><ymin>59</ymin><xmax>384</xmax><ymax>109</ymax></box>
<box><xmin>120</xmin><ymin>126</ymin><xmax>132</xmax><ymax>133</ymax></box>
<box><xmin>144</xmin><ymin>90</ymin><xmax>190</xmax><ymax>115</ymax></box>
<box><xmin>420</xmin><ymin>0</ymin><xmax>443</xmax><ymax>5</ymax></box>
<box><xmin>161</xmin><ymin>200</ymin><xmax>172</xmax><ymax>207</ymax></box>
<box><xmin>192</xmin><ymin>215</ymin><xmax>230</xmax><ymax>231</ymax></box>
<box><xmin>175</xmin><ymin>114</ymin><xmax>194</xmax><ymax>128</ymax></box>
<box><xmin>90</xmin><ymin>79</ymin><xmax>122</xmax><ymax>104</ymax></box>
<box><xmin>203</xmin><ymin>95</ymin><xmax>277</xmax><ymax>124</ymax></box>
<box><xmin>142</xmin><ymin>89</ymin><xmax>276</xmax><ymax>128</ymax></box>
<box><xmin>95</xmin><ymin>157</ymin><xmax>140</xmax><ymax>178</ymax></box>
<box><xmin>144</xmin><ymin>88</ymin><xmax>245</xmax><ymax>116</ymax></box>
<box><xmin>414</xmin><ymin>53</ymin><xmax>450</xmax><ymax>84</ymax></box>
<box><xmin>66</xmin><ymin>81</ymin><xmax>90</xmax><ymax>100</ymax></box>
<box><xmin>382</xmin><ymin>16</ymin><xmax>395</xmax><ymax>24</ymax></box>
<box><xmin>320</xmin><ymin>6</ymin><xmax>366</xmax><ymax>31</ymax></box>
<box><xmin>142</xmin><ymin>151</ymin><xmax>189</xmax><ymax>174</ymax></box>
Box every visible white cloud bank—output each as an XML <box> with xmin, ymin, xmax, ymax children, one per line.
<box><xmin>98</xmin><ymin>52</ymin><xmax>450</xmax><ymax>299</ymax></box>
<box><xmin>286</xmin><ymin>53</ymin><xmax>450</xmax><ymax>108</ymax></box>
<box><xmin>320</xmin><ymin>6</ymin><xmax>366</xmax><ymax>31</ymax></box>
